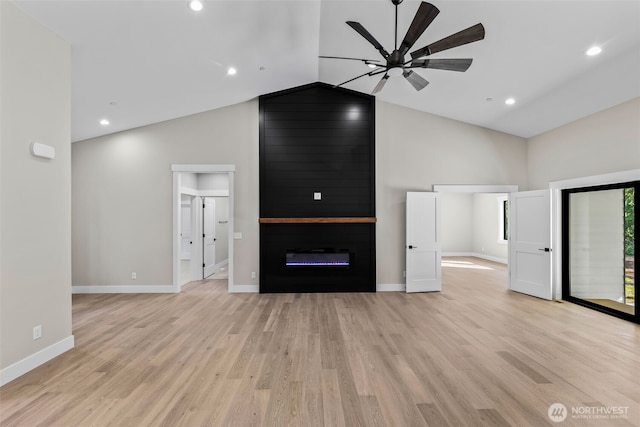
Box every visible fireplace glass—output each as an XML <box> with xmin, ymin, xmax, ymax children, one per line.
<box><xmin>285</xmin><ymin>250</ymin><xmax>350</xmax><ymax>267</ymax></box>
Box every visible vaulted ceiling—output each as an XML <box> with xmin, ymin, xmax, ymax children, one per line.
<box><xmin>14</xmin><ymin>0</ymin><xmax>640</xmax><ymax>142</ymax></box>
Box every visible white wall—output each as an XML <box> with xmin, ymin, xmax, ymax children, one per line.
<box><xmin>70</xmin><ymin>94</ymin><xmax>638</xmax><ymax>292</ymax></box>
<box><xmin>376</xmin><ymin>101</ymin><xmax>528</xmax><ymax>286</ymax></box>
<box><xmin>180</xmin><ymin>198</ymin><xmax>192</xmax><ymax>260</ymax></box>
<box><xmin>472</xmin><ymin>193</ymin><xmax>508</xmax><ymax>262</ymax></box>
<box><xmin>440</xmin><ymin>193</ymin><xmax>473</xmax><ymax>253</ymax></box>
<box><xmin>0</xmin><ymin>1</ymin><xmax>73</xmax><ymax>383</ymax></box>
<box><xmin>213</xmin><ymin>197</ymin><xmax>229</xmax><ymax>265</ymax></box>
<box><xmin>72</xmin><ymin>99</ymin><xmax>530</xmax><ymax>291</ymax></box>
<box><xmin>528</xmin><ymin>97</ymin><xmax>640</xmax><ymax>190</ymax></box>
<box><xmin>198</xmin><ymin>173</ymin><xmax>229</xmax><ymax>192</ymax></box>
<box><xmin>72</xmin><ymin>101</ymin><xmax>259</xmax><ymax>289</ymax></box>
<box><xmin>181</xmin><ymin>172</ymin><xmax>197</xmax><ymax>190</ymax></box>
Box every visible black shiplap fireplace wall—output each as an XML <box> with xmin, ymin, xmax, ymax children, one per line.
<box><xmin>259</xmin><ymin>83</ymin><xmax>376</xmax><ymax>293</ymax></box>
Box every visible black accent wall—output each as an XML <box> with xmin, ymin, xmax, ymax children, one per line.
<box><xmin>260</xmin><ymin>83</ymin><xmax>375</xmax><ymax>217</ymax></box>
<box><xmin>259</xmin><ymin>83</ymin><xmax>376</xmax><ymax>293</ymax></box>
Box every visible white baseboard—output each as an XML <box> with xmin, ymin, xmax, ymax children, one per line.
<box><xmin>471</xmin><ymin>253</ymin><xmax>507</xmax><ymax>264</ymax></box>
<box><xmin>377</xmin><ymin>283</ymin><xmax>405</xmax><ymax>292</ymax></box>
<box><xmin>443</xmin><ymin>252</ymin><xmax>507</xmax><ymax>265</ymax></box>
<box><xmin>0</xmin><ymin>335</ymin><xmax>74</xmax><ymax>387</ymax></box>
<box><xmin>213</xmin><ymin>259</ymin><xmax>229</xmax><ymax>271</ymax></box>
<box><xmin>229</xmin><ymin>284</ymin><xmax>259</xmax><ymax>293</ymax></box>
<box><xmin>72</xmin><ymin>285</ymin><xmax>177</xmax><ymax>294</ymax></box>
<box><xmin>442</xmin><ymin>252</ymin><xmax>475</xmax><ymax>257</ymax></box>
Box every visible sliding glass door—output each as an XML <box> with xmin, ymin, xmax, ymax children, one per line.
<box><xmin>562</xmin><ymin>181</ymin><xmax>637</xmax><ymax>323</ymax></box>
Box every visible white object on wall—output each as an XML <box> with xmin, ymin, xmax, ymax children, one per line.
<box><xmin>30</xmin><ymin>142</ymin><xmax>55</xmax><ymax>159</ymax></box>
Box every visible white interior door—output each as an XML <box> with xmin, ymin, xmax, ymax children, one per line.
<box><xmin>406</xmin><ymin>192</ymin><xmax>441</xmax><ymax>293</ymax></box>
<box><xmin>203</xmin><ymin>198</ymin><xmax>216</xmax><ymax>278</ymax></box>
<box><xmin>509</xmin><ymin>189</ymin><xmax>552</xmax><ymax>299</ymax></box>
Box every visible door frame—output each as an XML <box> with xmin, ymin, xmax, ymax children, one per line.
<box><xmin>561</xmin><ymin>181</ymin><xmax>638</xmax><ymax>322</ymax></box>
<box><xmin>550</xmin><ymin>169</ymin><xmax>640</xmax><ymax>300</ymax></box>
<box><xmin>172</xmin><ymin>164</ymin><xmax>235</xmax><ymax>293</ymax></box>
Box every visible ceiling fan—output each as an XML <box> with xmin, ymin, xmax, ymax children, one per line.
<box><xmin>320</xmin><ymin>0</ymin><xmax>485</xmax><ymax>94</ymax></box>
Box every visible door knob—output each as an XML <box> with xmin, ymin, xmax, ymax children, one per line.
<box><xmin>538</xmin><ymin>248</ymin><xmax>551</xmax><ymax>252</ymax></box>
<box><xmin>408</xmin><ymin>245</ymin><xmax>417</xmax><ymax>249</ymax></box>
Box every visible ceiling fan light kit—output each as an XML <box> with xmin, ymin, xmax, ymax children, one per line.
<box><xmin>388</xmin><ymin>67</ymin><xmax>404</xmax><ymax>77</ymax></box>
<box><xmin>320</xmin><ymin>0</ymin><xmax>485</xmax><ymax>94</ymax></box>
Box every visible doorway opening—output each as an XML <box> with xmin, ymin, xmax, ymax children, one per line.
<box><xmin>434</xmin><ymin>185</ymin><xmax>518</xmax><ymax>290</ymax></box>
<box><xmin>172</xmin><ymin>165</ymin><xmax>235</xmax><ymax>293</ymax></box>
<box><xmin>562</xmin><ymin>181</ymin><xmax>637</xmax><ymax>323</ymax></box>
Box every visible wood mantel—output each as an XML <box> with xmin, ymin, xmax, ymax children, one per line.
<box><xmin>259</xmin><ymin>217</ymin><xmax>377</xmax><ymax>224</ymax></box>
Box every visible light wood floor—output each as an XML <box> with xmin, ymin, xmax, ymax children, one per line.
<box><xmin>1</xmin><ymin>257</ymin><xmax>638</xmax><ymax>426</ymax></box>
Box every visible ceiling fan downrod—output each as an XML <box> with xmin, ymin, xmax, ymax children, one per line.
<box><xmin>393</xmin><ymin>0</ymin><xmax>403</xmax><ymax>50</ymax></box>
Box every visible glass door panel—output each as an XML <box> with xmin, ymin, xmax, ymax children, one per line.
<box><xmin>563</xmin><ymin>182</ymin><xmax>637</xmax><ymax>322</ymax></box>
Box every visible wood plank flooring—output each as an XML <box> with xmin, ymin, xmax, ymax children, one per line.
<box><xmin>1</xmin><ymin>257</ymin><xmax>639</xmax><ymax>426</ymax></box>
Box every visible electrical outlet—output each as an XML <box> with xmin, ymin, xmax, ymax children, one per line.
<box><xmin>132</xmin><ymin>272</ymin><xmax>137</xmax><ymax>280</ymax></box>
<box><xmin>33</xmin><ymin>325</ymin><xmax>42</xmax><ymax>340</ymax></box>
<box><xmin>251</xmin><ymin>272</ymin><xmax>257</xmax><ymax>279</ymax></box>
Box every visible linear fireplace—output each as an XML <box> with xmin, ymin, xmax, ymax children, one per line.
<box><xmin>285</xmin><ymin>249</ymin><xmax>351</xmax><ymax>267</ymax></box>
<box><xmin>260</xmin><ymin>222</ymin><xmax>375</xmax><ymax>293</ymax></box>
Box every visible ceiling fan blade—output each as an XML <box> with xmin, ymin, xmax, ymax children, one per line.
<box><xmin>403</xmin><ymin>70</ymin><xmax>429</xmax><ymax>91</ymax></box>
<box><xmin>372</xmin><ymin>74</ymin><xmax>389</xmax><ymax>94</ymax></box>
<box><xmin>399</xmin><ymin>2</ymin><xmax>440</xmax><ymax>55</ymax></box>
<box><xmin>319</xmin><ymin>55</ymin><xmax>382</xmax><ymax>63</ymax></box>
<box><xmin>335</xmin><ymin>69</ymin><xmax>387</xmax><ymax>88</ymax></box>
<box><xmin>347</xmin><ymin>21</ymin><xmax>390</xmax><ymax>58</ymax></box>
<box><xmin>410</xmin><ymin>23</ymin><xmax>485</xmax><ymax>59</ymax></box>
<box><xmin>410</xmin><ymin>58</ymin><xmax>473</xmax><ymax>72</ymax></box>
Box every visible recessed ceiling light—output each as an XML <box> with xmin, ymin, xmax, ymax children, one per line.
<box><xmin>505</xmin><ymin>98</ymin><xmax>516</xmax><ymax>105</ymax></box>
<box><xmin>586</xmin><ymin>46</ymin><xmax>602</xmax><ymax>56</ymax></box>
<box><xmin>227</xmin><ymin>67</ymin><xmax>237</xmax><ymax>76</ymax></box>
<box><xmin>188</xmin><ymin>0</ymin><xmax>203</xmax><ymax>12</ymax></box>
<box><xmin>100</xmin><ymin>119</ymin><xmax>110</xmax><ymax>126</ymax></box>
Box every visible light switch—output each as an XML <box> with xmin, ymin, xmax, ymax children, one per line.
<box><xmin>314</xmin><ymin>192</ymin><xmax>322</xmax><ymax>201</ymax></box>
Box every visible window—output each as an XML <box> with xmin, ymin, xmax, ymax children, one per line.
<box><xmin>498</xmin><ymin>196</ymin><xmax>508</xmax><ymax>243</ymax></box>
